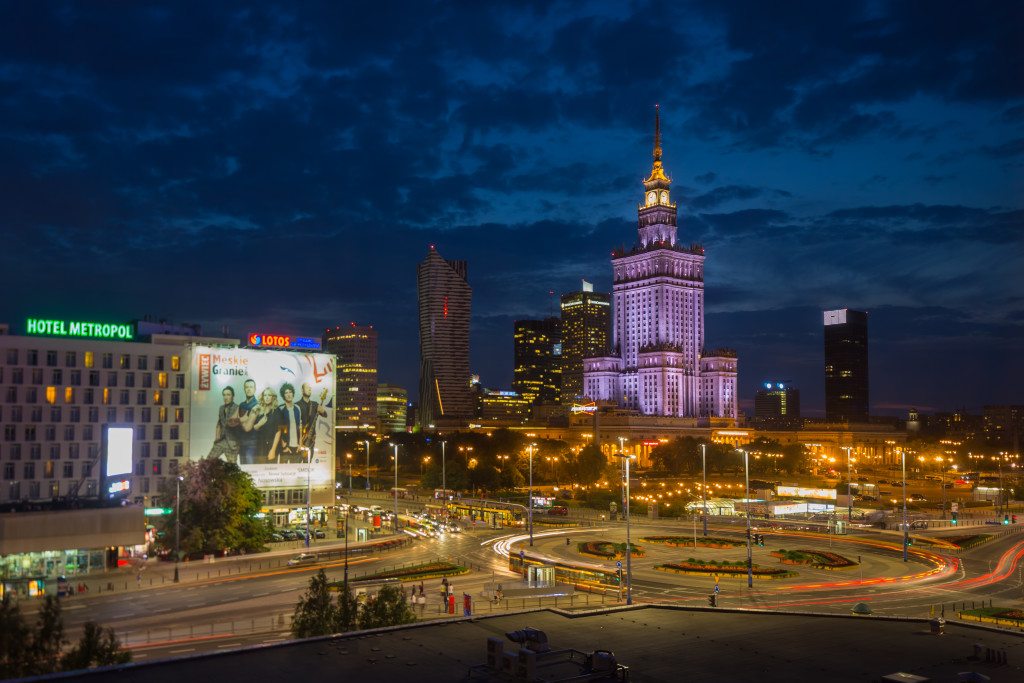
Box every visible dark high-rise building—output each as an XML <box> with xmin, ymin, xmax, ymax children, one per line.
<box><xmin>417</xmin><ymin>246</ymin><xmax>473</xmax><ymax>427</ymax></box>
<box><xmin>512</xmin><ymin>317</ymin><xmax>562</xmax><ymax>405</ymax></box>
<box><xmin>754</xmin><ymin>381</ymin><xmax>801</xmax><ymax>430</ymax></box>
<box><xmin>560</xmin><ymin>281</ymin><xmax>610</xmax><ymax>401</ymax></box>
<box><xmin>824</xmin><ymin>309</ymin><xmax>869</xmax><ymax>423</ymax></box>
<box><xmin>323</xmin><ymin>323</ymin><xmax>378</xmax><ymax>429</ymax></box>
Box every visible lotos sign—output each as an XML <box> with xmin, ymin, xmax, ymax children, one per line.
<box><xmin>248</xmin><ymin>332</ymin><xmax>321</xmax><ymax>350</ymax></box>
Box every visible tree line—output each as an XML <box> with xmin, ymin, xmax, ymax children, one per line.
<box><xmin>0</xmin><ymin>595</ymin><xmax>130</xmax><ymax>678</ymax></box>
<box><xmin>290</xmin><ymin>570</ymin><xmax>416</xmax><ymax>638</ymax></box>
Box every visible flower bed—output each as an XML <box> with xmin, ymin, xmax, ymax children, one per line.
<box><xmin>640</xmin><ymin>535</ymin><xmax>745</xmax><ymax>549</ymax></box>
<box><xmin>771</xmin><ymin>549</ymin><xmax>857</xmax><ymax>569</ymax></box>
<box><xmin>344</xmin><ymin>561</ymin><xmax>468</xmax><ymax>585</ymax></box>
<box><xmin>944</xmin><ymin>534</ymin><xmax>993</xmax><ymax>550</ymax></box>
<box><xmin>578</xmin><ymin>541</ymin><xmax>645</xmax><ymax>559</ymax></box>
<box><xmin>959</xmin><ymin>606</ymin><xmax>1024</xmax><ymax>628</ymax></box>
<box><xmin>655</xmin><ymin>559</ymin><xmax>795</xmax><ymax>579</ymax></box>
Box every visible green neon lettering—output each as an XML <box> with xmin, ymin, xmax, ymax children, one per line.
<box><xmin>57</xmin><ymin>321</ymin><xmax>67</xmax><ymax>335</ymax></box>
<box><xmin>26</xmin><ymin>319</ymin><xmax>38</xmax><ymax>334</ymax></box>
<box><xmin>69</xmin><ymin>322</ymin><xmax>82</xmax><ymax>335</ymax></box>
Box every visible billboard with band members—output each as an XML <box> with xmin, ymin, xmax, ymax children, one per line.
<box><xmin>188</xmin><ymin>346</ymin><xmax>335</xmax><ymax>506</ymax></box>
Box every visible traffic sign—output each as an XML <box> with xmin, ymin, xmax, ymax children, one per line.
<box><xmin>950</xmin><ymin>502</ymin><xmax>959</xmax><ymax>513</ymax></box>
<box><xmin>714</xmin><ymin>584</ymin><xmax>720</xmax><ymax>594</ymax></box>
<box><xmin>616</xmin><ymin>560</ymin><xmax>622</xmax><ymax>569</ymax></box>
<box><xmin>519</xmin><ymin>550</ymin><xmax>525</xmax><ymax>560</ymax></box>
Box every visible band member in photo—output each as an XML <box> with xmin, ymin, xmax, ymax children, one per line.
<box><xmin>242</xmin><ymin>387</ymin><xmax>280</xmax><ymax>463</ymax></box>
<box><xmin>236</xmin><ymin>378</ymin><xmax>259</xmax><ymax>464</ymax></box>
<box><xmin>298</xmin><ymin>382</ymin><xmax>328</xmax><ymax>448</ymax></box>
<box><xmin>207</xmin><ymin>386</ymin><xmax>241</xmax><ymax>462</ymax></box>
<box><xmin>275</xmin><ymin>382</ymin><xmax>305</xmax><ymax>463</ymax></box>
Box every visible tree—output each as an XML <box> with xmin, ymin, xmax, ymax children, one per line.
<box><xmin>358</xmin><ymin>584</ymin><xmax>417</xmax><ymax>630</ymax></box>
<box><xmin>61</xmin><ymin>622</ymin><xmax>131</xmax><ymax>671</ymax></box>
<box><xmin>0</xmin><ymin>595</ymin><xmax>31</xmax><ymax>678</ymax></box>
<box><xmin>575</xmin><ymin>444</ymin><xmax>607</xmax><ymax>485</ymax></box>
<box><xmin>32</xmin><ymin>596</ymin><xmax>65</xmax><ymax>675</ymax></box>
<box><xmin>291</xmin><ymin>570</ymin><xmax>339</xmax><ymax>638</ymax></box>
<box><xmin>159</xmin><ymin>458</ymin><xmax>270</xmax><ymax>557</ymax></box>
<box><xmin>422</xmin><ymin>459</ymin><xmax>469</xmax><ymax>492</ymax></box>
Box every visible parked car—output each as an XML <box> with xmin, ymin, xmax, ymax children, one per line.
<box><xmin>313</xmin><ymin>529</ymin><xmax>326</xmax><ymax>539</ymax></box>
<box><xmin>280</xmin><ymin>529</ymin><xmax>298</xmax><ymax>541</ymax></box>
<box><xmin>909</xmin><ymin>493</ymin><xmax>927</xmax><ymax>502</ymax></box>
<box><xmin>547</xmin><ymin>506</ymin><xmax>569</xmax><ymax>516</ymax></box>
<box><xmin>270</xmin><ymin>532</ymin><xmax>285</xmax><ymax>542</ymax></box>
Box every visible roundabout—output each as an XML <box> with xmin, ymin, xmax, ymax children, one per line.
<box><xmin>490</xmin><ymin>521</ymin><xmax>965</xmax><ymax>614</ymax></box>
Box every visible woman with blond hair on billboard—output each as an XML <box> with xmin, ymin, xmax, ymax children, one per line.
<box><xmin>242</xmin><ymin>387</ymin><xmax>281</xmax><ymax>463</ymax></box>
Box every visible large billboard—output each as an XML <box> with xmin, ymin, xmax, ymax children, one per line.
<box><xmin>189</xmin><ymin>346</ymin><xmax>335</xmax><ymax>506</ymax></box>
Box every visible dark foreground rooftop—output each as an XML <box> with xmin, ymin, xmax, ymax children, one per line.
<box><xmin>53</xmin><ymin>606</ymin><xmax>1023</xmax><ymax>682</ymax></box>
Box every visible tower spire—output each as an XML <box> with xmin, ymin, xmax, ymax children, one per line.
<box><xmin>653</xmin><ymin>104</ymin><xmax>662</xmax><ymax>163</ymax></box>
<box><xmin>644</xmin><ymin>104</ymin><xmax>669</xmax><ymax>184</ymax></box>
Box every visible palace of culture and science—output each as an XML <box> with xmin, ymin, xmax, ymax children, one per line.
<box><xmin>584</xmin><ymin>108</ymin><xmax>738</xmax><ymax>419</ymax></box>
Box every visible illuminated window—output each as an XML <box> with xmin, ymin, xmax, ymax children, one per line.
<box><xmin>102</xmin><ymin>388</ymin><xmax>110</xmax><ymax>405</ymax></box>
<box><xmin>46</xmin><ymin>386</ymin><xmax>57</xmax><ymax>405</ymax></box>
<box><xmin>153</xmin><ymin>391</ymin><xmax>162</xmax><ymax>405</ymax></box>
<box><xmin>84</xmin><ymin>351</ymin><xmax>94</xmax><ymax>368</ymax></box>
<box><xmin>64</xmin><ymin>387</ymin><xmax>74</xmax><ymax>403</ymax></box>
<box><xmin>171</xmin><ymin>355</ymin><xmax>180</xmax><ymax>371</ymax></box>
<box><xmin>157</xmin><ymin>372</ymin><xmax>168</xmax><ymax>388</ymax></box>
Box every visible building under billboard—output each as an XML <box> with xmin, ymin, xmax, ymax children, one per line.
<box><xmin>187</xmin><ymin>345</ymin><xmax>336</xmax><ymax>525</ymax></box>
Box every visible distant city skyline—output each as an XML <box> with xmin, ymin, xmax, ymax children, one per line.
<box><xmin>0</xmin><ymin>2</ymin><xmax>1020</xmax><ymax>415</ymax></box>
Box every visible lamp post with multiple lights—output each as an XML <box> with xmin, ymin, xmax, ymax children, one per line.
<box><xmin>701</xmin><ymin>442</ymin><xmax>708</xmax><ymax>536</ymax></box>
<box><xmin>738</xmin><ymin>448</ymin><xmax>753</xmax><ymax>588</ymax></box>
<box><xmin>173</xmin><ymin>475</ymin><xmax>183</xmax><ymax>583</ymax></box>
<box><xmin>527</xmin><ymin>443</ymin><xmax>536</xmax><ymax>546</ymax></box>
<box><xmin>613</xmin><ymin>452</ymin><xmax>635</xmax><ymax>604</ymax></box>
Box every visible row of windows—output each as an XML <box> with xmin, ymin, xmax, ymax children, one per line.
<box><xmin>4</xmin><ymin>386</ymin><xmax>181</xmax><ymax>406</ymax></box>
<box><xmin>3</xmin><ymin>460</ymin><xmax>94</xmax><ymax>480</ymax></box>
<box><xmin>1</xmin><ymin>367</ymin><xmax>182</xmax><ymax>389</ymax></box>
<box><xmin>0</xmin><ymin>439</ymin><xmax>183</xmax><ymax>461</ymax></box>
<box><xmin>0</xmin><ymin>405</ymin><xmax>185</xmax><ymax>430</ymax></box>
<box><xmin>3</xmin><ymin>349</ymin><xmax>181</xmax><ymax>372</ymax></box>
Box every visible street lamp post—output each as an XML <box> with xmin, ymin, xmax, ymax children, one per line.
<box><xmin>173</xmin><ymin>475</ymin><xmax>183</xmax><ymax>583</ymax></box>
<box><xmin>346</xmin><ymin>453</ymin><xmax>353</xmax><ymax>497</ymax></box>
<box><xmin>901</xmin><ymin>449</ymin><xmax>908</xmax><ymax>562</ymax></box>
<box><xmin>842</xmin><ymin>446</ymin><xmax>853</xmax><ymax>522</ymax></box>
<box><xmin>441</xmin><ymin>440</ymin><xmax>447</xmax><ymax>522</ymax></box>
<box><xmin>527</xmin><ymin>443</ymin><xmax>536</xmax><ymax>546</ymax></box>
<box><xmin>740</xmin><ymin>448</ymin><xmax>753</xmax><ymax>588</ymax></box>
<box><xmin>392</xmin><ymin>443</ymin><xmax>399</xmax><ymax>533</ymax></box>
<box><xmin>613</xmin><ymin>453</ymin><xmax>635</xmax><ymax>605</ymax></box>
<box><xmin>305</xmin><ymin>446</ymin><xmax>312</xmax><ymax>549</ymax></box>
<box><xmin>618</xmin><ymin>436</ymin><xmax>627</xmax><ymax>517</ymax></box>
<box><xmin>701</xmin><ymin>442</ymin><xmax>708</xmax><ymax>537</ymax></box>
<box><xmin>364</xmin><ymin>440</ymin><xmax>371</xmax><ymax>491</ymax></box>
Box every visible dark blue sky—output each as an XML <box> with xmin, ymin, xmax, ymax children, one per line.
<box><xmin>2</xmin><ymin>1</ymin><xmax>1021</xmax><ymax>417</ymax></box>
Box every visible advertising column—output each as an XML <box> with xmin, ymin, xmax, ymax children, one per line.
<box><xmin>188</xmin><ymin>346</ymin><xmax>336</xmax><ymax>506</ymax></box>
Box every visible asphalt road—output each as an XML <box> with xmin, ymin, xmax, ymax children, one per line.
<box><xmin>32</xmin><ymin>500</ymin><xmax>1024</xmax><ymax>664</ymax></box>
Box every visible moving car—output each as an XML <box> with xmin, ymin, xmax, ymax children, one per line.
<box><xmin>287</xmin><ymin>552</ymin><xmax>317</xmax><ymax>566</ymax></box>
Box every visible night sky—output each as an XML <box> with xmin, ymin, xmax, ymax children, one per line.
<box><xmin>2</xmin><ymin>1</ymin><xmax>1021</xmax><ymax>417</ymax></box>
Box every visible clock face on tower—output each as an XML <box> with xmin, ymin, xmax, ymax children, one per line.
<box><xmin>660</xmin><ymin>191</ymin><xmax>668</xmax><ymax>204</ymax></box>
<box><xmin>647</xmin><ymin>191</ymin><xmax>656</xmax><ymax>205</ymax></box>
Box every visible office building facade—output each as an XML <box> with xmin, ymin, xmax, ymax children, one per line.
<box><xmin>512</xmin><ymin>317</ymin><xmax>562</xmax><ymax>405</ymax></box>
<box><xmin>583</xmin><ymin>108</ymin><xmax>738</xmax><ymax>419</ymax></box>
<box><xmin>417</xmin><ymin>246</ymin><xmax>473</xmax><ymax>427</ymax></box>
<box><xmin>560</xmin><ymin>283</ymin><xmax>610</xmax><ymax>402</ymax></box>
<box><xmin>324</xmin><ymin>323</ymin><xmax>378</xmax><ymax>429</ymax></box>
<box><xmin>754</xmin><ymin>381</ymin><xmax>802</xmax><ymax>430</ymax></box>
<box><xmin>824</xmin><ymin>309</ymin><xmax>869</xmax><ymax>423</ymax></box>
<box><xmin>376</xmin><ymin>384</ymin><xmax>408</xmax><ymax>433</ymax></box>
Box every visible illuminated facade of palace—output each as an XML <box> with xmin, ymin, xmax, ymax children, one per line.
<box><xmin>583</xmin><ymin>108</ymin><xmax>738</xmax><ymax>419</ymax></box>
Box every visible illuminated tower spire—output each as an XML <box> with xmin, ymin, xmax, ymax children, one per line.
<box><xmin>645</xmin><ymin>104</ymin><xmax>669</xmax><ymax>184</ymax></box>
